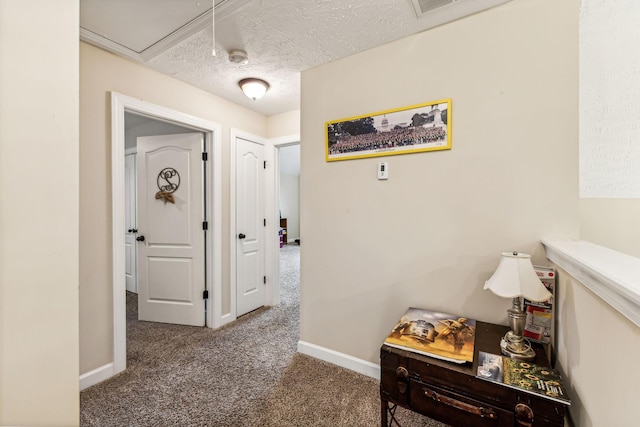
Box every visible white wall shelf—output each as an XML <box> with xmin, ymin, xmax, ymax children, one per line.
<box><xmin>542</xmin><ymin>239</ymin><xmax>640</xmax><ymax>328</ymax></box>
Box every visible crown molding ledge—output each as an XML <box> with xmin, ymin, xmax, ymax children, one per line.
<box><xmin>80</xmin><ymin>17</ymin><xmax>206</xmax><ymax>63</ymax></box>
<box><xmin>542</xmin><ymin>239</ymin><xmax>640</xmax><ymax>328</ymax></box>
<box><xmin>80</xmin><ymin>28</ymin><xmax>144</xmax><ymax>63</ymax></box>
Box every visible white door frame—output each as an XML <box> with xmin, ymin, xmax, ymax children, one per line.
<box><xmin>111</xmin><ymin>92</ymin><xmax>222</xmax><ymax>376</ymax></box>
<box><xmin>269</xmin><ymin>134</ymin><xmax>300</xmax><ymax>306</ymax></box>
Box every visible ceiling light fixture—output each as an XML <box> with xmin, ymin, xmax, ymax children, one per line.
<box><xmin>239</xmin><ymin>78</ymin><xmax>270</xmax><ymax>101</ymax></box>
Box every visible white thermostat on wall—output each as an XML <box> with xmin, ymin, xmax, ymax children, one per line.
<box><xmin>377</xmin><ymin>161</ymin><xmax>389</xmax><ymax>180</ymax></box>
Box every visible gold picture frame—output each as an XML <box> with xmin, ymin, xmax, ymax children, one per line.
<box><xmin>326</xmin><ymin>99</ymin><xmax>451</xmax><ymax>162</ymax></box>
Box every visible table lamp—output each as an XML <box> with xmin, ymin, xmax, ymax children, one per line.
<box><xmin>484</xmin><ymin>251</ymin><xmax>552</xmax><ymax>361</ymax></box>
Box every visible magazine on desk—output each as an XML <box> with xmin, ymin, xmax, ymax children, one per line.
<box><xmin>383</xmin><ymin>307</ymin><xmax>476</xmax><ymax>364</ymax></box>
<box><xmin>476</xmin><ymin>351</ymin><xmax>570</xmax><ymax>405</ymax></box>
<box><xmin>523</xmin><ymin>266</ymin><xmax>556</xmax><ymax>344</ymax></box>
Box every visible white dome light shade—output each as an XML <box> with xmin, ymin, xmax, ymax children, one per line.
<box><xmin>239</xmin><ymin>78</ymin><xmax>270</xmax><ymax>101</ymax></box>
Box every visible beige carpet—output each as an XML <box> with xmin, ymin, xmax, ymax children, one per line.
<box><xmin>81</xmin><ymin>245</ymin><xmax>447</xmax><ymax>426</ymax></box>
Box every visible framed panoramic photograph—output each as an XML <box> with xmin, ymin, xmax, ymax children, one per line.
<box><xmin>325</xmin><ymin>99</ymin><xmax>451</xmax><ymax>162</ymax></box>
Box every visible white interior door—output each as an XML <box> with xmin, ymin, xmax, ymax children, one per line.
<box><xmin>137</xmin><ymin>133</ymin><xmax>206</xmax><ymax>326</ymax></box>
<box><xmin>125</xmin><ymin>153</ymin><xmax>137</xmax><ymax>293</ymax></box>
<box><xmin>236</xmin><ymin>137</ymin><xmax>266</xmax><ymax>316</ymax></box>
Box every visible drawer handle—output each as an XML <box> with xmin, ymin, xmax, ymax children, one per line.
<box><xmin>396</xmin><ymin>367</ymin><xmax>409</xmax><ymax>394</ymax></box>
<box><xmin>423</xmin><ymin>388</ymin><xmax>497</xmax><ymax>420</ymax></box>
<box><xmin>395</xmin><ymin>366</ymin><xmax>409</xmax><ymax>379</ymax></box>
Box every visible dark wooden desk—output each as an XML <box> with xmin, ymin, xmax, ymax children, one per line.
<box><xmin>380</xmin><ymin>321</ymin><xmax>567</xmax><ymax>426</ymax></box>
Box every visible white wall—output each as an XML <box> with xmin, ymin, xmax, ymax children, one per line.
<box><xmin>579</xmin><ymin>198</ymin><xmax>640</xmax><ymax>258</ymax></box>
<box><xmin>0</xmin><ymin>1</ymin><xmax>80</xmax><ymax>425</ymax></box>
<box><xmin>553</xmin><ymin>266</ymin><xmax>640</xmax><ymax>426</ymax></box>
<box><xmin>267</xmin><ymin>109</ymin><xmax>300</xmax><ymax>139</ymax></box>
<box><xmin>300</xmin><ymin>0</ymin><xmax>578</xmax><ymax>367</ymax></box>
<box><xmin>579</xmin><ymin>1</ymin><xmax>640</xmax><ymax>200</ymax></box>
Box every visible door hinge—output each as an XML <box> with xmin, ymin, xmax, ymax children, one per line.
<box><xmin>203</xmin><ymin>221</ymin><xmax>208</xmax><ymax>230</ymax></box>
<box><xmin>202</xmin><ymin>152</ymin><xmax>208</xmax><ymax>161</ymax></box>
<box><xmin>263</xmin><ymin>160</ymin><xmax>266</xmax><ymax>169</ymax></box>
<box><xmin>263</xmin><ymin>276</ymin><xmax>267</xmax><ymax>284</ymax></box>
<box><xmin>203</xmin><ymin>290</ymin><xmax>209</xmax><ymax>299</ymax></box>
<box><xmin>264</xmin><ymin>218</ymin><xmax>266</xmax><ymax>226</ymax></box>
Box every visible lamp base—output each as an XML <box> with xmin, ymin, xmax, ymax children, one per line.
<box><xmin>500</xmin><ymin>331</ymin><xmax>536</xmax><ymax>361</ymax></box>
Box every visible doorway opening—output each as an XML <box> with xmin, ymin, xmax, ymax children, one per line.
<box><xmin>273</xmin><ymin>140</ymin><xmax>300</xmax><ymax>307</ymax></box>
<box><xmin>110</xmin><ymin>92</ymin><xmax>222</xmax><ymax>378</ymax></box>
<box><xmin>277</xmin><ymin>144</ymin><xmax>300</xmax><ymax>247</ymax></box>
<box><xmin>228</xmin><ymin>131</ymin><xmax>301</xmax><ymax>323</ymax></box>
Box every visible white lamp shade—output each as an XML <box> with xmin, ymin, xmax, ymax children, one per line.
<box><xmin>239</xmin><ymin>78</ymin><xmax>269</xmax><ymax>100</ymax></box>
<box><xmin>484</xmin><ymin>252</ymin><xmax>552</xmax><ymax>302</ymax></box>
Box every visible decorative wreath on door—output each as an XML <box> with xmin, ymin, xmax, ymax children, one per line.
<box><xmin>155</xmin><ymin>168</ymin><xmax>180</xmax><ymax>204</ymax></box>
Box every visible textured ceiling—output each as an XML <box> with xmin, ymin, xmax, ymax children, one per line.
<box><xmin>81</xmin><ymin>0</ymin><xmax>512</xmax><ymax>117</ymax></box>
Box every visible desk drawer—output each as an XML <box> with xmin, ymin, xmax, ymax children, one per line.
<box><xmin>410</xmin><ymin>380</ymin><xmax>514</xmax><ymax>427</ymax></box>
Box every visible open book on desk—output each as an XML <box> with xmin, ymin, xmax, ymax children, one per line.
<box><xmin>383</xmin><ymin>307</ymin><xmax>476</xmax><ymax>364</ymax></box>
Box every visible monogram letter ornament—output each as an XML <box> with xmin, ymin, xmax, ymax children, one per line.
<box><xmin>155</xmin><ymin>168</ymin><xmax>180</xmax><ymax>204</ymax></box>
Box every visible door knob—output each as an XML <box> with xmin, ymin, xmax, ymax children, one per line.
<box><xmin>136</xmin><ymin>235</ymin><xmax>145</xmax><ymax>242</ymax></box>
<box><xmin>238</xmin><ymin>233</ymin><xmax>246</xmax><ymax>239</ymax></box>
<box><xmin>128</xmin><ymin>228</ymin><xmax>138</xmax><ymax>233</ymax></box>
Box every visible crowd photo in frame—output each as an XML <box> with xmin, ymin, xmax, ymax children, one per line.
<box><xmin>326</xmin><ymin>99</ymin><xmax>451</xmax><ymax>162</ymax></box>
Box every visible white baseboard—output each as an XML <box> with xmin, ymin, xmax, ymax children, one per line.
<box><xmin>297</xmin><ymin>340</ymin><xmax>380</xmax><ymax>380</ymax></box>
<box><xmin>218</xmin><ymin>312</ymin><xmax>235</xmax><ymax>327</ymax></box>
<box><xmin>79</xmin><ymin>363</ymin><xmax>114</xmax><ymax>391</ymax></box>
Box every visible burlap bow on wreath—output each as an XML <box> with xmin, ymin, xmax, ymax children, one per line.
<box><xmin>155</xmin><ymin>191</ymin><xmax>175</xmax><ymax>204</ymax></box>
